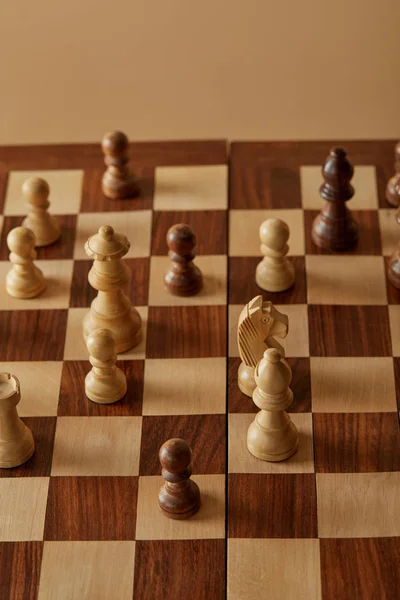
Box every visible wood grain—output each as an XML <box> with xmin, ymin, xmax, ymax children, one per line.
<box><xmin>228</xmin><ymin>473</ymin><xmax>317</xmax><ymax>538</ymax></box>
<box><xmin>228</xmin><ymin>256</ymin><xmax>306</xmax><ymax>305</ymax></box>
<box><xmin>0</xmin><ymin>172</ymin><xmax>8</xmax><ymax>214</ymax></box>
<box><xmin>0</xmin><ymin>310</ymin><xmax>68</xmax><ymax>361</ymax></box>
<box><xmin>151</xmin><ymin>210</ymin><xmax>227</xmax><ymax>255</ymax></box>
<box><xmin>314</xmin><ymin>413</ymin><xmax>400</xmax><ymax>472</ymax></box>
<box><xmin>134</xmin><ymin>540</ymin><xmax>225</xmax><ymax>600</ymax></box>
<box><xmin>320</xmin><ymin>538</ymin><xmax>400</xmax><ymax>600</ymax></box>
<box><xmin>140</xmin><ymin>414</ymin><xmax>225</xmax><ymax>475</ymax></box>
<box><xmin>69</xmin><ymin>258</ymin><xmax>149</xmax><ymax>308</ymax></box>
<box><xmin>230</xmin><ymin>163</ymin><xmax>302</xmax><ymax>209</ymax></box>
<box><xmin>0</xmin><ymin>542</ymin><xmax>43</xmax><ymax>600</ymax></box>
<box><xmin>308</xmin><ymin>305</ymin><xmax>392</xmax><ymax>357</ymax></box>
<box><xmin>146</xmin><ymin>306</ymin><xmax>226</xmax><ymax>358</ymax></box>
<box><xmin>43</xmin><ymin>476</ymin><xmax>138</xmax><ymax>540</ymax></box>
<box><xmin>58</xmin><ymin>360</ymin><xmax>144</xmax><ymax>416</ymax></box>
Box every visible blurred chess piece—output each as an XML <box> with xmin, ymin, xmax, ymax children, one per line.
<box><xmin>237</xmin><ymin>296</ymin><xmax>288</xmax><ymax>397</ymax></box>
<box><xmin>6</xmin><ymin>226</ymin><xmax>46</xmax><ymax>299</ymax></box>
<box><xmin>158</xmin><ymin>438</ymin><xmax>201</xmax><ymax>519</ymax></box>
<box><xmin>22</xmin><ymin>177</ymin><xmax>61</xmax><ymax>247</ymax></box>
<box><xmin>256</xmin><ymin>218</ymin><xmax>295</xmax><ymax>292</ymax></box>
<box><xmin>85</xmin><ymin>328</ymin><xmax>127</xmax><ymax>404</ymax></box>
<box><xmin>247</xmin><ymin>348</ymin><xmax>298</xmax><ymax>462</ymax></box>
<box><xmin>101</xmin><ymin>131</ymin><xmax>139</xmax><ymax>199</ymax></box>
<box><xmin>312</xmin><ymin>147</ymin><xmax>358</xmax><ymax>251</ymax></box>
<box><xmin>0</xmin><ymin>372</ymin><xmax>35</xmax><ymax>468</ymax></box>
<box><xmin>83</xmin><ymin>225</ymin><xmax>142</xmax><ymax>353</ymax></box>
<box><xmin>385</xmin><ymin>142</ymin><xmax>400</xmax><ymax>207</ymax></box>
<box><xmin>164</xmin><ymin>224</ymin><xmax>203</xmax><ymax>296</ymax></box>
<box><xmin>387</xmin><ymin>207</ymin><xmax>400</xmax><ymax>288</ymax></box>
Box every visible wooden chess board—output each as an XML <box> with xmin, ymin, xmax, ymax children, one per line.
<box><xmin>0</xmin><ymin>140</ymin><xmax>399</xmax><ymax>599</ymax></box>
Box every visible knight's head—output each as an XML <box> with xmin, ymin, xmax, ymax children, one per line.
<box><xmin>247</xmin><ymin>296</ymin><xmax>289</xmax><ymax>339</ymax></box>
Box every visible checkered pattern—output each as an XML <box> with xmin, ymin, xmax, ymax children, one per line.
<box><xmin>0</xmin><ymin>140</ymin><xmax>399</xmax><ymax>599</ymax></box>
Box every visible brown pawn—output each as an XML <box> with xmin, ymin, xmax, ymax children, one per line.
<box><xmin>385</xmin><ymin>142</ymin><xmax>400</xmax><ymax>207</ymax></box>
<box><xmin>311</xmin><ymin>147</ymin><xmax>358</xmax><ymax>252</ymax></box>
<box><xmin>101</xmin><ymin>131</ymin><xmax>139</xmax><ymax>199</ymax></box>
<box><xmin>387</xmin><ymin>207</ymin><xmax>400</xmax><ymax>289</ymax></box>
<box><xmin>164</xmin><ymin>224</ymin><xmax>203</xmax><ymax>296</ymax></box>
<box><xmin>158</xmin><ymin>438</ymin><xmax>201</xmax><ymax>519</ymax></box>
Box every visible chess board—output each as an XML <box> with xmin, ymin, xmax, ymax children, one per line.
<box><xmin>0</xmin><ymin>139</ymin><xmax>399</xmax><ymax>600</ymax></box>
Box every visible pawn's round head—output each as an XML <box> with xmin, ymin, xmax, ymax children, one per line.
<box><xmin>102</xmin><ymin>131</ymin><xmax>129</xmax><ymax>155</ymax></box>
<box><xmin>166</xmin><ymin>224</ymin><xmax>196</xmax><ymax>255</ymax></box>
<box><xmin>159</xmin><ymin>438</ymin><xmax>192</xmax><ymax>473</ymax></box>
<box><xmin>263</xmin><ymin>347</ymin><xmax>281</xmax><ymax>363</ymax></box>
<box><xmin>22</xmin><ymin>177</ymin><xmax>50</xmax><ymax>203</ymax></box>
<box><xmin>86</xmin><ymin>328</ymin><xmax>116</xmax><ymax>361</ymax></box>
<box><xmin>7</xmin><ymin>226</ymin><xmax>36</xmax><ymax>255</ymax></box>
<box><xmin>259</xmin><ymin>218</ymin><xmax>289</xmax><ymax>251</ymax></box>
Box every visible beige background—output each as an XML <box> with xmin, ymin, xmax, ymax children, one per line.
<box><xmin>1</xmin><ymin>0</ymin><xmax>399</xmax><ymax>144</ymax></box>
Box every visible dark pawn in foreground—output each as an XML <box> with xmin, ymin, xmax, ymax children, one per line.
<box><xmin>385</xmin><ymin>141</ymin><xmax>400</xmax><ymax>207</ymax></box>
<box><xmin>164</xmin><ymin>224</ymin><xmax>203</xmax><ymax>296</ymax></box>
<box><xmin>312</xmin><ymin>147</ymin><xmax>358</xmax><ymax>252</ymax></box>
<box><xmin>101</xmin><ymin>130</ymin><xmax>139</xmax><ymax>199</ymax></box>
<box><xmin>158</xmin><ymin>438</ymin><xmax>201</xmax><ymax>520</ymax></box>
<box><xmin>388</xmin><ymin>207</ymin><xmax>400</xmax><ymax>289</ymax></box>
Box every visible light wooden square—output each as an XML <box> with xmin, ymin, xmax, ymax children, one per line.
<box><xmin>74</xmin><ymin>211</ymin><xmax>152</xmax><ymax>259</ymax></box>
<box><xmin>0</xmin><ymin>361</ymin><xmax>63</xmax><ymax>416</ymax></box>
<box><xmin>63</xmin><ymin>306</ymin><xmax>148</xmax><ymax>360</ymax></box>
<box><xmin>228</xmin><ymin>413</ymin><xmax>314</xmax><ymax>474</ymax></box>
<box><xmin>38</xmin><ymin>541</ymin><xmax>135</xmax><ymax>600</ymax></box>
<box><xmin>135</xmin><ymin>474</ymin><xmax>225</xmax><ymax>540</ymax></box>
<box><xmin>229</xmin><ymin>304</ymin><xmax>309</xmax><ymax>358</ymax></box>
<box><xmin>143</xmin><ymin>357</ymin><xmax>226</xmax><ymax>415</ymax></box>
<box><xmin>0</xmin><ymin>477</ymin><xmax>49</xmax><ymax>541</ymax></box>
<box><xmin>51</xmin><ymin>417</ymin><xmax>142</xmax><ymax>476</ymax></box>
<box><xmin>0</xmin><ymin>260</ymin><xmax>73</xmax><ymax>310</ymax></box>
<box><xmin>228</xmin><ymin>539</ymin><xmax>322</xmax><ymax>600</ymax></box>
<box><xmin>311</xmin><ymin>357</ymin><xmax>397</xmax><ymax>412</ymax></box>
<box><xmin>379</xmin><ymin>208</ymin><xmax>399</xmax><ymax>256</ymax></box>
<box><xmin>317</xmin><ymin>472</ymin><xmax>400</xmax><ymax>538</ymax></box>
<box><xmin>389</xmin><ymin>305</ymin><xmax>400</xmax><ymax>356</ymax></box>
<box><xmin>229</xmin><ymin>209</ymin><xmax>304</xmax><ymax>257</ymax></box>
<box><xmin>148</xmin><ymin>255</ymin><xmax>227</xmax><ymax>306</ymax></box>
<box><xmin>154</xmin><ymin>165</ymin><xmax>227</xmax><ymax>210</ymax></box>
<box><xmin>306</xmin><ymin>256</ymin><xmax>387</xmax><ymax>305</ymax></box>
<box><xmin>300</xmin><ymin>165</ymin><xmax>378</xmax><ymax>209</ymax></box>
<box><xmin>5</xmin><ymin>170</ymin><xmax>83</xmax><ymax>215</ymax></box>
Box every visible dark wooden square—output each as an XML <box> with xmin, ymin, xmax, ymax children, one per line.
<box><xmin>44</xmin><ymin>476</ymin><xmax>138</xmax><ymax>541</ymax></box>
<box><xmin>228</xmin><ymin>473</ymin><xmax>317</xmax><ymax>538</ymax></box>
<box><xmin>146</xmin><ymin>306</ymin><xmax>226</xmax><ymax>358</ymax></box>
<box><xmin>58</xmin><ymin>360</ymin><xmax>144</xmax><ymax>416</ymax></box>
<box><xmin>230</xmin><ymin>163</ymin><xmax>302</xmax><ymax>209</ymax></box>
<box><xmin>0</xmin><ymin>215</ymin><xmax>76</xmax><ymax>260</ymax></box>
<box><xmin>228</xmin><ymin>357</ymin><xmax>311</xmax><ymax>413</ymax></box>
<box><xmin>320</xmin><ymin>538</ymin><xmax>400</xmax><ymax>600</ymax></box>
<box><xmin>134</xmin><ymin>540</ymin><xmax>226</xmax><ymax>600</ymax></box>
<box><xmin>0</xmin><ymin>541</ymin><xmax>43</xmax><ymax>600</ymax></box>
<box><xmin>140</xmin><ymin>414</ymin><xmax>225</xmax><ymax>475</ymax></box>
<box><xmin>80</xmin><ymin>167</ymin><xmax>154</xmax><ymax>212</ymax></box>
<box><xmin>0</xmin><ymin>310</ymin><xmax>68</xmax><ymax>361</ymax></box>
<box><xmin>304</xmin><ymin>210</ymin><xmax>382</xmax><ymax>255</ymax></box>
<box><xmin>314</xmin><ymin>413</ymin><xmax>400</xmax><ymax>472</ymax></box>
<box><xmin>0</xmin><ymin>171</ymin><xmax>8</xmax><ymax>214</ymax></box>
<box><xmin>69</xmin><ymin>258</ymin><xmax>149</xmax><ymax>307</ymax></box>
<box><xmin>228</xmin><ymin>256</ymin><xmax>306</xmax><ymax>305</ymax></box>
<box><xmin>151</xmin><ymin>210</ymin><xmax>227</xmax><ymax>255</ymax></box>
<box><xmin>308</xmin><ymin>305</ymin><xmax>392</xmax><ymax>357</ymax></box>
<box><xmin>0</xmin><ymin>417</ymin><xmax>56</xmax><ymax>478</ymax></box>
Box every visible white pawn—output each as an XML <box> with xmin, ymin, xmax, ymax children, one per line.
<box><xmin>6</xmin><ymin>227</ymin><xmax>46</xmax><ymax>299</ymax></box>
<box><xmin>85</xmin><ymin>329</ymin><xmax>127</xmax><ymax>404</ymax></box>
<box><xmin>22</xmin><ymin>177</ymin><xmax>61</xmax><ymax>247</ymax></box>
<box><xmin>255</xmin><ymin>218</ymin><xmax>295</xmax><ymax>292</ymax></box>
<box><xmin>0</xmin><ymin>372</ymin><xmax>35</xmax><ymax>468</ymax></box>
<box><xmin>247</xmin><ymin>348</ymin><xmax>298</xmax><ymax>462</ymax></box>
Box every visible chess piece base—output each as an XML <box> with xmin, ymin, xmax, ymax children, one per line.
<box><xmin>6</xmin><ymin>268</ymin><xmax>46</xmax><ymax>299</ymax></box>
<box><xmin>158</xmin><ymin>480</ymin><xmax>201</xmax><ymax>520</ymax></box>
<box><xmin>311</xmin><ymin>211</ymin><xmax>358</xmax><ymax>252</ymax></box>
<box><xmin>102</xmin><ymin>173</ymin><xmax>139</xmax><ymax>200</ymax></box>
<box><xmin>238</xmin><ymin>362</ymin><xmax>256</xmax><ymax>397</ymax></box>
<box><xmin>255</xmin><ymin>260</ymin><xmax>295</xmax><ymax>292</ymax></box>
<box><xmin>83</xmin><ymin>305</ymin><xmax>142</xmax><ymax>354</ymax></box>
<box><xmin>85</xmin><ymin>368</ymin><xmax>127</xmax><ymax>404</ymax></box>
<box><xmin>164</xmin><ymin>266</ymin><xmax>203</xmax><ymax>297</ymax></box>
<box><xmin>388</xmin><ymin>253</ymin><xmax>400</xmax><ymax>289</ymax></box>
<box><xmin>22</xmin><ymin>215</ymin><xmax>61</xmax><ymax>247</ymax></box>
<box><xmin>0</xmin><ymin>435</ymin><xmax>35</xmax><ymax>468</ymax></box>
<box><xmin>247</xmin><ymin>411</ymin><xmax>299</xmax><ymax>462</ymax></box>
